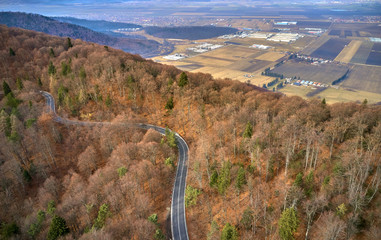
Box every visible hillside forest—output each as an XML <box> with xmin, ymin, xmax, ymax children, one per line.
<box><xmin>0</xmin><ymin>25</ymin><xmax>381</xmax><ymax>240</ymax></box>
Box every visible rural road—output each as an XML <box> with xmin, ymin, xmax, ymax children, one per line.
<box><xmin>40</xmin><ymin>91</ymin><xmax>189</xmax><ymax>240</ymax></box>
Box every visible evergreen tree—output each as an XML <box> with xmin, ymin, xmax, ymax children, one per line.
<box><xmin>66</xmin><ymin>37</ymin><xmax>73</xmax><ymax>49</ymax></box>
<box><xmin>235</xmin><ymin>166</ymin><xmax>246</xmax><ymax>191</ymax></box>
<box><xmin>49</xmin><ymin>48</ymin><xmax>55</xmax><ymax>57</ymax></box>
<box><xmin>105</xmin><ymin>94</ymin><xmax>112</xmax><ymax>107</ymax></box>
<box><xmin>79</xmin><ymin>66</ymin><xmax>86</xmax><ymax>80</ymax></box>
<box><xmin>178</xmin><ymin>72</ymin><xmax>188</xmax><ymax>87</ymax></box>
<box><xmin>47</xmin><ymin>215</ymin><xmax>69</xmax><ymax>240</ymax></box>
<box><xmin>209</xmin><ymin>169</ymin><xmax>218</xmax><ymax>187</ymax></box>
<box><xmin>93</xmin><ymin>204</ymin><xmax>111</xmax><ymax>230</ymax></box>
<box><xmin>221</xmin><ymin>223</ymin><xmax>238</xmax><ymax>240</ymax></box>
<box><xmin>28</xmin><ymin>210</ymin><xmax>46</xmax><ymax>238</ymax></box>
<box><xmin>16</xmin><ymin>78</ymin><xmax>23</xmax><ymax>90</ymax></box>
<box><xmin>117</xmin><ymin>166</ymin><xmax>127</xmax><ymax>178</ymax></box>
<box><xmin>154</xmin><ymin>229</ymin><xmax>165</xmax><ymax>240</ymax></box>
<box><xmin>47</xmin><ymin>200</ymin><xmax>56</xmax><ymax>216</ymax></box>
<box><xmin>148</xmin><ymin>213</ymin><xmax>158</xmax><ymax>224</ymax></box>
<box><xmin>9</xmin><ymin>47</ymin><xmax>15</xmax><ymax>56</ymax></box>
<box><xmin>3</xmin><ymin>81</ymin><xmax>12</xmax><ymax>95</ymax></box>
<box><xmin>37</xmin><ymin>78</ymin><xmax>43</xmax><ymax>87</ymax></box>
<box><xmin>242</xmin><ymin>122</ymin><xmax>253</xmax><ymax>138</ymax></box>
<box><xmin>279</xmin><ymin>207</ymin><xmax>299</xmax><ymax>240</ymax></box>
<box><xmin>6</xmin><ymin>92</ymin><xmax>22</xmax><ymax>109</ymax></box>
<box><xmin>165</xmin><ymin>128</ymin><xmax>177</xmax><ymax>148</ymax></box>
<box><xmin>304</xmin><ymin>171</ymin><xmax>314</xmax><ymax>197</ymax></box>
<box><xmin>293</xmin><ymin>173</ymin><xmax>303</xmax><ymax>187</ymax></box>
<box><xmin>0</xmin><ymin>110</ymin><xmax>9</xmax><ymax>134</ymax></box>
<box><xmin>0</xmin><ymin>222</ymin><xmax>19</xmax><ymax>238</ymax></box>
<box><xmin>165</xmin><ymin>96</ymin><xmax>174</xmax><ymax>110</ymax></box>
<box><xmin>217</xmin><ymin>161</ymin><xmax>231</xmax><ymax>195</ymax></box>
<box><xmin>240</xmin><ymin>207</ymin><xmax>254</xmax><ymax>230</ymax></box>
<box><xmin>321</xmin><ymin>98</ymin><xmax>326</xmax><ymax>105</ymax></box>
<box><xmin>48</xmin><ymin>61</ymin><xmax>56</xmax><ymax>76</ymax></box>
<box><xmin>61</xmin><ymin>61</ymin><xmax>71</xmax><ymax>76</ymax></box>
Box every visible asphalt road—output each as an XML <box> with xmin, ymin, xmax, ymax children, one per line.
<box><xmin>41</xmin><ymin>91</ymin><xmax>189</xmax><ymax>240</ymax></box>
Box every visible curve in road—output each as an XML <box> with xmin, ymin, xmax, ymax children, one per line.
<box><xmin>40</xmin><ymin>91</ymin><xmax>189</xmax><ymax>240</ymax></box>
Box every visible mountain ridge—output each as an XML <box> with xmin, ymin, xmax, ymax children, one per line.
<box><xmin>0</xmin><ymin>11</ymin><xmax>165</xmax><ymax>57</ymax></box>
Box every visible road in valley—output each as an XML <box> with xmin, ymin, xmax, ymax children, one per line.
<box><xmin>41</xmin><ymin>91</ymin><xmax>189</xmax><ymax>240</ymax></box>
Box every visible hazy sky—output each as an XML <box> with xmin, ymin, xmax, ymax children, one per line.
<box><xmin>1</xmin><ymin>0</ymin><xmax>379</xmax><ymax>20</ymax></box>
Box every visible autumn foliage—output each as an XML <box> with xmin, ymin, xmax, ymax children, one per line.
<box><xmin>1</xmin><ymin>25</ymin><xmax>381</xmax><ymax>239</ymax></box>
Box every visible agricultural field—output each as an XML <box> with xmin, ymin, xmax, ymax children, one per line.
<box><xmin>310</xmin><ymin>38</ymin><xmax>351</xmax><ymax>60</ymax></box>
<box><xmin>341</xmin><ymin>65</ymin><xmax>381</xmax><ymax>94</ymax></box>
<box><xmin>329</xmin><ymin>23</ymin><xmax>381</xmax><ymax>38</ymax></box>
<box><xmin>301</xmin><ymin>35</ymin><xmax>330</xmax><ymax>56</ymax></box>
<box><xmin>296</xmin><ymin>21</ymin><xmax>332</xmax><ymax>29</ymax></box>
<box><xmin>350</xmin><ymin>41</ymin><xmax>373</xmax><ymax>64</ymax></box>
<box><xmin>366</xmin><ymin>43</ymin><xmax>381</xmax><ymax>66</ymax></box>
<box><xmin>270</xmin><ymin>61</ymin><xmax>349</xmax><ymax>84</ymax></box>
<box><xmin>153</xmin><ymin>45</ymin><xmax>285</xmax><ymax>84</ymax></box>
<box><xmin>334</xmin><ymin>40</ymin><xmax>362</xmax><ymax>63</ymax></box>
<box><xmin>280</xmin><ymin>84</ymin><xmax>381</xmax><ymax>104</ymax></box>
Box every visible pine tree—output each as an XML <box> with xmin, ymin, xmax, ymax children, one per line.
<box><xmin>16</xmin><ymin>78</ymin><xmax>23</xmax><ymax>90</ymax></box>
<box><xmin>178</xmin><ymin>72</ymin><xmax>188</xmax><ymax>87</ymax></box>
<box><xmin>105</xmin><ymin>94</ymin><xmax>112</xmax><ymax>107</ymax></box>
<box><xmin>218</xmin><ymin>161</ymin><xmax>231</xmax><ymax>195</ymax></box>
<box><xmin>240</xmin><ymin>207</ymin><xmax>254</xmax><ymax>230</ymax></box>
<box><xmin>48</xmin><ymin>61</ymin><xmax>56</xmax><ymax>76</ymax></box>
<box><xmin>38</xmin><ymin>78</ymin><xmax>43</xmax><ymax>87</ymax></box>
<box><xmin>242</xmin><ymin>122</ymin><xmax>253</xmax><ymax>138</ymax></box>
<box><xmin>93</xmin><ymin>204</ymin><xmax>111</xmax><ymax>230</ymax></box>
<box><xmin>66</xmin><ymin>37</ymin><xmax>73</xmax><ymax>49</ymax></box>
<box><xmin>148</xmin><ymin>213</ymin><xmax>158</xmax><ymax>224</ymax></box>
<box><xmin>117</xmin><ymin>166</ymin><xmax>127</xmax><ymax>178</ymax></box>
<box><xmin>47</xmin><ymin>215</ymin><xmax>69</xmax><ymax>240</ymax></box>
<box><xmin>165</xmin><ymin>96</ymin><xmax>174</xmax><ymax>110</ymax></box>
<box><xmin>49</xmin><ymin>48</ymin><xmax>55</xmax><ymax>57</ymax></box>
<box><xmin>279</xmin><ymin>207</ymin><xmax>299</xmax><ymax>240</ymax></box>
<box><xmin>165</xmin><ymin>128</ymin><xmax>177</xmax><ymax>148</ymax></box>
<box><xmin>221</xmin><ymin>223</ymin><xmax>238</xmax><ymax>240</ymax></box>
<box><xmin>3</xmin><ymin>81</ymin><xmax>12</xmax><ymax>95</ymax></box>
<box><xmin>235</xmin><ymin>166</ymin><xmax>246</xmax><ymax>191</ymax></box>
<box><xmin>9</xmin><ymin>47</ymin><xmax>15</xmax><ymax>56</ymax></box>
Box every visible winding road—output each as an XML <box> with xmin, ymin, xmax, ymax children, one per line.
<box><xmin>41</xmin><ymin>91</ymin><xmax>189</xmax><ymax>240</ymax></box>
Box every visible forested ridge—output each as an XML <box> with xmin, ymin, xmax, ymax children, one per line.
<box><xmin>0</xmin><ymin>25</ymin><xmax>381</xmax><ymax>240</ymax></box>
<box><xmin>0</xmin><ymin>12</ymin><xmax>162</xmax><ymax>57</ymax></box>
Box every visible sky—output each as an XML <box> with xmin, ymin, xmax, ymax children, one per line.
<box><xmin>0</xmin><ymin>0</ymin><xmax>380</xmax><ymax>20</ymax></box>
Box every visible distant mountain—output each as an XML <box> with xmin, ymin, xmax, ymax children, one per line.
<box><xmin>0</xmin><ymin>12</ymin><xmax>163</xmax><ymax>57</ymax></box>
<box><xmin>52</xmin><ymin>17</ymin><xmax>142</xmax><ymax>33</ymax></box>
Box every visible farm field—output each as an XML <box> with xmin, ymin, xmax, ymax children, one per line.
<box><xmin>280</xmin><ymin>84</ymin><xmax>381</xmax><ymax>104</ymax></box>
<box><xmin>341</xmin><ymin>65</ymin><xmax>381</xmax><ymax>94</ymax></box>
<box><xmin>366</xmin><ymin>43</ymin><xmax>381</xmax><ymax>66</ymax></box>
<box><xmin>329</xmin><ymin>23</ymin><xmax>381</xmax><ymax>38</ymax></box>
<box><xmin>270</xmin><ymin>61</ymin><xmax>349</xmax><ymax>84</ymax></box>
<box><xmin>301</xmin><ymin>35</ymin><xmax>330</xmax><ymax>56</ymax></box>
<box><xmin>350</xmin><ymin>41</ymin><xmax>373</xmax><ymax>64</ymax></box>
<box><xmin>334</xmin><ymin>40</ymin><xmax>362</xmax><ymax>63</ymax></box>
<box><xmin>310</xmin><ymin>38</ymin><xmax>351</xmax><ymax>60</ymax></box>
<box><xmin>153</xmin><ymin>45</ymin><xmax>285</xmax><ymax>84</ymax></box>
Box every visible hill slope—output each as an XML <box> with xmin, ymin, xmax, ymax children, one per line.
<box><xmin>0</xmin><ymin>12</ymin><xmax>163</xmax><ymax>57</ymax></box>
<box><xmin>0</xmin><ymin>25</ymin><xmax>381</xmax><ymax>240</ymax></box>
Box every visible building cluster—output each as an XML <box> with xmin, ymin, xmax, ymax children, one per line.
<box><xmin>294</xmin><ymin>54</ymin><xmax>332</xmax><ymax>64</ymax></box>
<box><xmin>187</xmin><ymin>43</ymin><xmax>223</xmax><ymax>53</ymax></box>
<box><xmin>250</xmin><ymin>44</ymin><xmax>271</xmax><ymax>49</ymax></box>
<box><xmin>163</xmin><ymin>53</ymin><xmax>187</xmax><ymax>60</ymax></box>
<box><xmin>293</xmin><ymin>80</ymin><xmax>328</xmax><ymax>88</ymax></box>
<box><xmin>267</xmin><ymin>33</ymin><xmax>302</xmax><ymax>43</ymax></box>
